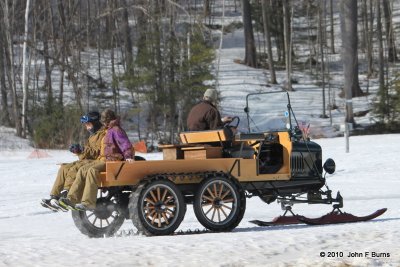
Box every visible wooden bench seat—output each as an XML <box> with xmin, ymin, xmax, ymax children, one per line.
<box><xmin>179</xmin><ymin>129</ymin><xmax>230</xmax><ymax>144</ymax></box>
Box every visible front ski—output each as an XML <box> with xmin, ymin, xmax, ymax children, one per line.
<box><xmin>299</xmin><ymin>208</ymin><xmax>387</xmax><ymax>225</ymax></box>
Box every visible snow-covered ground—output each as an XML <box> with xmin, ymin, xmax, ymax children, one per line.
<box><xmin>0</xmin><ymin>133</ymin><xmax>399</xmax><ymax>267</ymax></box>
<box><xmin>1</xmin><ymin>3</ymin><xmax>400</xmax><ymax>265</ymax></box>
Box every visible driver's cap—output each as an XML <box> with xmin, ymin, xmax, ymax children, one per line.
<box><xmin>204</xmin><ymin>89</ymin><xmax>218</xmax><ymax>102</ymax></box>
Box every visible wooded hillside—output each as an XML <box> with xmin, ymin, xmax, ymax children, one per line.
<box><xmin>0</xmin><ymin>0</ymin><xmax>399</xmax><ymax>148</ymax></box>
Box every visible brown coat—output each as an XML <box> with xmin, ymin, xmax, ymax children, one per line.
<box><xmin>187</xmin><ymin>100</ymin><xmax>223</xmax><ymax>131</ymax></box>
<box><xmin>78</xmin><ymin>128</ymin><xmax>106</xmax><ymax>160</ymax></box>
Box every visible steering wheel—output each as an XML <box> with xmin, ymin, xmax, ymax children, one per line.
<box><xmin>224</xmin><ymin>116</ymin><xmax>240</xmax><ymax>128</ymax></box>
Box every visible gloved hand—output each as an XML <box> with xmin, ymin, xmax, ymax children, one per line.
<box><xmin>69</xmin><ymin>144</ymin><xmax>83</xmax><ymax>154</ymax></box>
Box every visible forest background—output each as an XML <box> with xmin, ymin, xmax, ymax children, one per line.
<box><xmin>0</xmin><ymin>0</ymin><xmax>399</xmax><ymax>149</ymax></box>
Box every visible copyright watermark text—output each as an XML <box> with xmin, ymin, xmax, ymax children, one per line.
<box><xmin>319</xmin><ymin>251</ymin><xmax>390</xmax><ymax>258</ymax></box>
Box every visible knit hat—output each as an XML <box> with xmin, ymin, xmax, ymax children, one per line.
<box><xmin>100</xmin><ymin>109</ymin><xmax>117</xmax><ymax>125</ymax></box>
<box><xmin>80</xmin><ymin>111</ymin><xmax>100</xmax><ymax>123</ymax></box>
<box><xmin>203</xmin><ymin>89</ymin><xmax>218</xmax><ymax>102</ymax></box>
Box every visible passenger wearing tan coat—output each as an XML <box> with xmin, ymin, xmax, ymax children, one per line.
<box><xmin>41</xmin><ymin>111</ymin><xmax>106</xmax><ymax>212</ymax></box>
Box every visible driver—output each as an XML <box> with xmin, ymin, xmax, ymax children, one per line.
<box><xmin>187</xmin><ymin>88</ymin><xmax>232</xmax><ymax>131</ymax></box>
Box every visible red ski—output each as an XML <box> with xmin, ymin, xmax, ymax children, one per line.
<box><xmin>299</xmin><ymin>208</ymin><xmax>387</xmax><ymax>225</ymax></box>
<box><xmin>250</xmin><ymin>208</ymin><xmax>387</xmax><ymax>227</ymax></box>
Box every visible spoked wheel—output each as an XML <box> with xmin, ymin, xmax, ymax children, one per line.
<box><xmin>193</xmin><ymin>175</ymin><xmax>246</xmax><ymax>232</ymax></box>
<box><xmin>72</xmin><ymin>189</ymin><xmax>126</xmax><ymax>238</ymax></box>
<box><xmin>129</xmin><ymin>179</ymin><xmax>186</xmax><ymax>236</ymax></box>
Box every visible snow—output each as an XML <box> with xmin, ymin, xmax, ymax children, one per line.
<box><xmin>0</xmin><ymin>134</ymin><xmax>399</xmax><ymax>267</ymax></box>
<box><xmin>1</xmin><ymin>3</ymin><xmax>400</xmax><ymax>266</ymax></box>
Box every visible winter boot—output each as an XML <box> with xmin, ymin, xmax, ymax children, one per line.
<box><xmin>41</xmin><ymin>196</ymin><xmax>60</xmax><ymax>212</ymax></box>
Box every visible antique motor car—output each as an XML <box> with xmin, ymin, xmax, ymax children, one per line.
<box><xmin>71</xmin><ymin>91</ymin><xmax>385</xmax><ymax>237</ymax></box>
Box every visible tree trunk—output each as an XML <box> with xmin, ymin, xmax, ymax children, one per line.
<box><xmin>282</xmin><ymin>0</ymin><xmax>292</xmax><ymax>91</ymax></box>
<box><xmin>0</xmin><ymin>23</ymin><xmax>11</xmax><ymax>126</ymax></box>
<box><xmin>122</xmin><ymin>0</ymin><xmax>134</xmax><ymax>73</ymax></box>
<box><xmin>3</xmin><ymin>1</ymin><xmax>22</xmax><ymax>135</ymax></box>
<box><xmin>340</xmin><ymin>0</ymin><xmax>363</xmax><ymax>102</ymax></box>
<box><xmin>329</xmin><ymin>0</ymin><xmax>335</xmax><ymax>53</ymax></box>
<box><xmin>261</xmin><ymin>0</ymin><xmax>276</xmax><ymax>84</ymax></box>
<box><xmin>318</xmin><ymin>1</ymin><xmax>327</xmax><ymax>118</ymax></box>
<box><xmin>363</xmin><ymin>0</ymin><xmax>373</xmax><ymax>77</ymax></box>
<box><xmin>21</xmin><ymin>0</ymin><xmax>31</xmax><ymax>138</ymax></box>
<box><xmin>376</xmin><ymin>0</ymin><xmax>385</xmax><ymax>89</ymax></box>
<box><xmin>204</xmin><ymin>0</ymin><xmax>211</xmax><ymax>17</ymax></box>
<box><xmin>242</xmin><ymin>0</ymin><xmax>257</xmax><ymax>67</ymax></box>
<box><xmin>382</xmin><ymin>0</ymin><xmax>397</xmax><ymax>62</ymax></box>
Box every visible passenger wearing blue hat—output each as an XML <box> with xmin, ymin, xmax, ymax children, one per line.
<box><xmin>41</xmin><ymin>111</ymin><xmax>106</xmax><ymax>212</ymax></box>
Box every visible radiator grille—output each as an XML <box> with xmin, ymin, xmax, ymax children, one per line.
<box><xmin>291</xmin><ymin>155</ymin><xmax>304</xmax><ymax>174</ymax></box>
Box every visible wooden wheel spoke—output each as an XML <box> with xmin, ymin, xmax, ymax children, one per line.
<box><xmin>151</xmin><ymin>213</ymin><xmax>157</xmax><ymax>225</ymax></box>
<box><xmin>165</xmin><ymin>204</ymin><xmax>176</xmax><ymax>209</ymax></box>
<box><xmin>105</xmin><ymin>218</ymin><xmax>110</xmax><ymax>226</ymax></box>
<box><xmin>206</xmin><ymin>187</ymin><xmax>216</xmax><ymax>198</ymax></box>
<box><xmin>145</xmin><ymin>206</ymin><xmax>154</xmax><ymax>214</ymax></box>
<box><xmin>217</xmin><ymin>207</ymin><xmax>221</xmax><ymax>222</ymax></box>
<box><xmin>201</xmin><ymin>202</ymin><xmax>212</xmax><ymax>207</ymax></box>
<box><xmin>161</xmin><ymin>213</ymin><xmax>169</xmax><ymax>225</ymax></box>
<box><xmin>157</xmin><ymin>187</ymin><xmax>161</xmax><ymax>201</ymax></box>
<box><xmin>87</xmin><ymin>212</ymin><xmax>95</xmax><ymax>218</ymax></box>
<box><xmin>148</xmin><ymin>210</ymin><xmax>156</xmax><ymax>217</ymax></box>
<box><xmin>218</xmin><ymin>184</ymin><xmax>224</xmax><ymax>197</ymax></box>
<box><xmin>163</xmin><ymin>198</ymin><xmax>175</xmax><ymax>206</ymax></box>
<box><xmin>221</xmin><ymin>204</ymin><xmax>232</xmax><ymax>210</ymax></box>
<box><xmin>213</xmin><ymin>184</ymin><xmax>218</xmax><ymax>198</ymax></box>
<box><xmin>165</xmin><ymin>195</ymin><xmax>174</xmax><ymax>203</ymax></box>
<box><xmin>211</xmin><ymin>207</ymin><xmax>217</xmax><ymax>221</ymax></box>
<box><xmin>161</xmin><ymin>188</ymin><xmax>168</xmax><ymax>202</ymax></box>
<box><xmin>222</xmin><ymin>198</ymin><xmax>234</xmax><ymax>203</ymax></box>
<box><xmin>93</xmin><ymin>217</ymin><xmax>98</xmax><ymax>226</ymax></box>
<box><xmin>157</xmin><ymin>214</ymin><xmax>162</xmax><ymax>227</ymax></box>
<box><xmin>221</xmin><ymin>190</ymin><xmax>231</xmax><ymax>200</ymax></box>
<box><xmin>150</xmin><ymin>190</ymin><xmax>158</xmax><ymax>203</ymax></box>
<box><xmin>145</xmin><ymin>197</ymin><xmax>155</xmax><ymax>205</ymax></box>
<box><xmin>202</xmin><ymin>195</ymin><xmax>214</xmax><ymax>202</ymax></box>
<box><xmin>204</xmin><ymin>206</ymin><xmax>214</xmax><ymax>215</ymax></box>
<box><xmin>100</xmin><ymin>219</ymin><xmax>103</xmax><ymax>228</ymax></box>
<box><xmin>220</xmin><ymin>206</ymin><xmax>229</xmax><ymax>218</ymax></box>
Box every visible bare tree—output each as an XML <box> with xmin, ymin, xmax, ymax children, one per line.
<box><xmin>21</xmin><ymin>0</ymin><xmax>31</xmax><ymax>138</ymax></box>
<box><xmin>261</xmin><ymin>0</ymin><xmax>276</xmax><ymax>84</ymax></box>
<box><xmin>376</xmin><ymin>0</ymin><xmax>384</xmax><ymax>89</ymax></box>
<box><xmin>0</xmin><ymin>14</ymin><xmax>11</xmax><ymax>126</ymax></box>
<box><xmin>329</xmin><ymin>0</ymin><xmax>335</xmax><ymax>53</ymax></box>
<box><xmin>242</xmin><ymin>0</ymin><xmax>257</xmax><ymax>67</ymax></box>
<box><xmin>2</xmin><ymin>0</ymin><xmax>22</xmax><ymax>135</ymax></box>
<box><xmin>282</xmin><ymin>0</ymin><xmax>292</xmax><ymax>91</ymax></box>
<box><xmin>362</xmin><ymin>0</ymin><xmax>373</xmax><ymax>77</ymax></box>
<box><xmin>318</xmin><ymin>1</ymin><xmax>327</xmax><ymax>118</ymax></box>
<box><xmin>382</xmin><ymin>0</ymin><xmax>397</xmax><ymax>62</ymax></box>
<box><xmin>340</xmin><ymin>0</ymin><xmax>363</xmax><ymax>101</ymax></box>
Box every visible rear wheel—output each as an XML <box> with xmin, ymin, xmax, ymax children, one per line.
<box><xmin>72</xmin><ymin>189</ymin><xmax>125</xmax><ymax>238</ymax></box>
<box><xmin>193</xmin><ymin>175</ymin><xmax>246</xmax><ymax>232</ymax></box>
<box><xmin>129</xmin><ymin>178</ymin><xmax>186</xmax><ymax>236</ymax></box>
